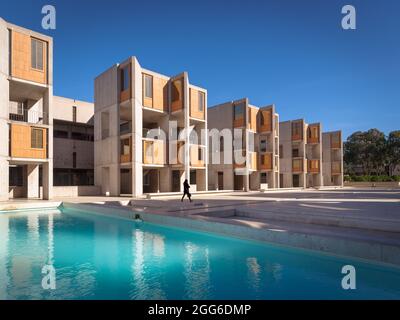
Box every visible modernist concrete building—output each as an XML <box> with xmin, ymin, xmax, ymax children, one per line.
<box><xmin>322</xmin><ymin>131</ymin><xmax>343</xmax><ymax>187</ymax></box>
<box><xmin>94</xmin><ymin>57</ymin><xmax>208</xmax><ymax>197</ymax></box>
<box><xmin>279</xmin><ymin>120</ymin><xmax>323</xmax><ymax>188</ymax></box>
<box><xmin>53</xmin><ymin>96</ymin><xmax>94</xmax><ymax>187</ymax></box>
<box><xmin>0</xmin><ymin>18</ymin><xmax>53</xmax><ymax>200</ymax></box>
<box><xmin>208</xmin><ymin>99</ymin><xmax>280</xmax><ymax>191</ymax></box>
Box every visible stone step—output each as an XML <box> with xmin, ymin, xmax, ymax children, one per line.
<box><xmin>235</xmin><ymin>207</ymin><xmax>400</xmax><ymax>233</ymax></box>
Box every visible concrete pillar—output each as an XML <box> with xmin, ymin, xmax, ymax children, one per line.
<box><xmin>131</xmin><ymin>57</ymin><xmax>143</xmax><ymax>197</ymax></box>
<box><xmin>42</xmin><ymin>161</ymin><xmax>53</xmax><ymax>200</ymax></box>
<box><xmin>0</xmin><ymin>19</ymin><xmax>10</xmax><ymax>201</ymax></box>
<box><xmin>26</xmin><ymin>164</ymin><xmax>39</xmax><ymax>198</ymax></box>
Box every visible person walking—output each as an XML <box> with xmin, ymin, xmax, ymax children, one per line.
<box><xmin>181</xmin><ymin>179</ymin><xmax>192</xmax><ymax>202</ymax></box>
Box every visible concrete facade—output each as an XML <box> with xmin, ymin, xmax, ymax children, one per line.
<box><xmin>94</xmin><ymin>57</ymin><xmax>208</xmax><ymax>197</ymax></box>
<box><xmin>53</xmin><ymin>96</ymin><xmax>94</xmax><ymax>186</ymax></box>
<box><xmin>279</xmin><ymin>120</ymin><xmax>324</xmax><ymax>188</ymax></box>
<box><xmin>1</xmin><ymin>18</ymin><xmax>53</xmax><ymax>200</ymax></box>
<box><xmin>322</xmin><ymin>131</ymin><xmax>344</xmax><ymax>186</ymax></box>
<box><xmin>208</xmin><ymin>99</ymin><xmax>280</xmax><ymax>191</ymax></box>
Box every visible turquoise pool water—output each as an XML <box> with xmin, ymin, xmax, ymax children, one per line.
<box><xmin>0</xmin><ymin>207</ymin><xmax>400</xmax><ymax>300</ymax></box>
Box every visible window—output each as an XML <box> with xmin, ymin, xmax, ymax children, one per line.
<box><xmin>220</xmin><ymin>136</ymin><xmax>224</xmax><ymax>152</ymax></box>
<box><xmin>31</xmin><ymin>128</ymin><xmax>43</xmax><ymax>148</ymax></box>
<box><xmin>260</xmin><ymin>172</ymin><xmax>267</xmax><ymax>184</ymax></box>
<box><xmin>17</xmin><ymin>102</ymin><xmax>25</xmax><ymax>115</ymax></box>
<box><xmin>198</xmin><ymin>148</ymin><xmax>202</xmax><ymax>161</ymax></box>
<box><xmin>54</xmin><ymin>130</ymin><xmax>68</xmax><ymax>138</ymax></box>
<box><xmin>143</xmin><ymin>173</ymin><xmax>150</xmax><ymax>186</ymax></box>
<box><xmin>120</xmin><ymin>138</ymin><xmax>130</xmax><ymax>155</ymax></box>
<box><xmin>72</xmin><ymin>106</ymin><xmax>77</xmax><ymax>122</ymax></box>
<box><xmin>279</xmin><ymin>145</ymin><xmax>283</xmax><ymax>159</ymax></box>
<box><xmin>260</xmin><ymin>139</ymin><xmax>267</xmax><ymax>152</ymax></box>
<box><xmin>260</xmin><ymin>113</ymin><xmax>265</xmax><ymax>126</ymax></box>
<box><xmin>190</xmin><ymin>170</ymin><xmax>197</xmax><ymax>184</ymax></box>
<box><xmin>234</xmin><ymin>103</ymin><xmax>244</xmax><ymax>120</ymax></box>
<box><xmin>292</xmin><ymin>148</ymin><xmax>299</xmax><ymax>158</ymax></box>
<box><xmin>71</xmin><ymin>131</ymin><xmax>94</xmax><ymax>141</ymax></box>
<box><xmin>198</xmin><ymin>91</ymin><xmax>205</xmax><ymax>112</ymax></box>
<box><xmin>72</xmin><ymin>152</ymin><xmax>77</xmax><ymax>168</ymax></box>
<box><xmin>144</xmin><ymin>74</ymin><xmax>153</xmax><ymax>98</ymax></box>
<box><xmin>31</xmin><ymin>38</ymin><xmax>44</xmax><ymax>70</ymax></box>
<box><xmin>9</xmin><ymin>166</ymin><xmax>23</xmax><ymax>187</ymax></box>
<box><xmin>121</xmin><ymin>66</ymin><xmax>130</xmax><ymax>91</ymax></box>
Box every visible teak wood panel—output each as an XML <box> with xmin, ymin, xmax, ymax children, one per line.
<box><xmin>307</xmin><ymin>124</ymin><xmax>320</xmax><ymax>144</ymax></box>
<box><xmin>190</xmin><ymin>145</ymin><xmax>205</xmax><ymax>167</ymax></box>
<box><xmin>153</xmin><ymin>76</ymin><xmax>168</xmax><ymax>112</ymax></box>
<box><xmin>171</xmin><ymin>78</ymin><xmax>184</xmax><ymax>112</ymax></box>
<box><xmin>308</xmin><ymin>159</ymin><xmax>320</xmax><ymax>173</ymax></box>
<box><xmin>259</xmin><ymin>153</ymin><xmax>273</xmax><ymax>170</ymax></box>
<box><xmin>120</xmin><ymin>137</ymin><xmax>132</xmax><ymax>163</ymax></box>
<box><xmin>10</xmin><ymin>123</ymin><xmax>47</xmax><ymax>159</ymax></box>
<box><xmin>331</xmin><ymin>132</ymin><xmax>342</xmax><ymax>149</ymax></box>
<box><xmin>259</xmin><ymin>109</ymin><xmax>273</xmax><ymax>132</ymax></box>
<box><xmin>291</xmin><ymin>121</ymin><xmax>304</xmax><ymax>141</ymax></box>
<box><xmin>189</xmin><ymin>89</ymin><xmax>205</xmax><ymax>120</ymax></box>
<box><xmin>249</xmin><ymin>152</ymin><xmax>257</xmax><ymax>170</ymax></box>
<box><xmin>248</xmin><ymin>107</ymin><xmax>257</xmax><ymax>132</ymax></box>
<box><xmin>143</xmin><ymin>140</ymin><xmax>164</xmax><ymax>165</ymax></box>
<box><xmin>11</xmin><ymin>31</ymin><xmax>48</xmax><ymax>84</ymax></box>
<box><xmin>292</xmin><ymin>159</ymin><xmax>304</xmax><ymax>172</ymax></box>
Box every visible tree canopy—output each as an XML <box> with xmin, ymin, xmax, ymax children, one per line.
<box><xmin>344</xmin><ymin>129</ymin><xmax>400</xmax><ymax>176</ymax></box>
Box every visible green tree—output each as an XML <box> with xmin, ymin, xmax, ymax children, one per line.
<box><xmin>344</xmin><ymin>129</ymin><xmax>388</xmax><ymax>175</ymax></box>
<box><xmin>387</xmin><ymin>130</ymin><xmax>400</xmax><ymax>176</ymax></box>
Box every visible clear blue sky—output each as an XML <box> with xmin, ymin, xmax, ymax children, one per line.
<box><xmin>1</xmin><ymin>0</ymin><xmax>399</xmax><ymax>138</ymax></box>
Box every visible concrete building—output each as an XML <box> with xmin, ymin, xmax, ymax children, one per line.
<box><xmin>279</xmin><ymin>120</ymin><xmax>323</xmax><ymax>188</ymax></box>
<box><xmin>94</xmin><ymin>56</ymin><xmax>208</xmax><ymax>197</ymax></box>
<box><xmin>322</xmin><ymin>131</ymin><xmax>343</xmax><ymax>186</ymax></box>
<box><xmin>208</xmin><ymin>99</ymin><xmax>280</xmax><ymax>191</ymax></box>
<box><xmin>53</xmin><ymin>96</ymin><xmax>94</xmax><ymax>187</ymax></box>
<box><xmin>0</xmin><ymin>18</ymin><xmax>53</xmax><ymax>200</ymax></box>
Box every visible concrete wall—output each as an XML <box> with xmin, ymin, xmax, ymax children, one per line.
<box><xmin>53</xmin><ymin>186</ymin><xmax>101</xmax><ymax>197</ymax></box>
<box><xmin>54</xmin><ymin>139</ymin><xmax>94</xmax><ymax>169</ymax></box>
<box><xmin>94</xmin><ymin>65</ymin><xmax>120</xmax><ymax>196</ymax></box>
<box><xmin>322</xmin><ymin>131</ymin><xmax>343</xmax><ymax>187</ymax></box>
<box><xmin>207</xmin><ymin>102</ymin><xmax>234</xmax><ymax>190</ymax></box>
<box><xmin>53</xmin><ymin>95</ymin><xmax>94</xmax><ymax>124</ymax></box>
<box><xmin>0</xmin><ymin>18</ymin><xmax>10</xmax><ymax>200</ymax></box>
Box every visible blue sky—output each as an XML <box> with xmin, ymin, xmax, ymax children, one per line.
<box><xmin>1</xmin><ymin>0</ymin><xmax>399</xmax><ymax>138</ymax></box>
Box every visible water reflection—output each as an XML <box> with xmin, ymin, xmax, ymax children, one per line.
<box><xmin>130</xmin><ymin>229</ymin><xmax>166</xmax><ymax>299</ymax></box>
<box><xmin>246</xmin><ymin>257</ymin><xmax>261</xmax><ymax>292</ymax></box>
<box><xmin>0</xmin><ymin>215</ymin><xmax>10</xmax><ymax>299</ymax></box>
<box><xmin>183</xmin><ymin>242</ymin><xmax>211</xmax><ymax>299</ymax></box>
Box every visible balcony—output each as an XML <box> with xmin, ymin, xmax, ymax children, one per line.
<box><xmin>332</xmin><ymin>161</ymin><xmax>341</xmax><ymax>175</ymax></box>
<box><xmin>9</xmin><ymin>104</ymin><xmax>46</xmax><ymax>125</ymax></box>
<box><xmin>259</xmin><ymin>152</ymin><xmax>273</xmax><ymax>170</ymax></box>
<box><xmin>308</xmin><ymin>159</ymin><xmax>320</xmax><ymax>173</ymax></box>
<box><xmin>143</xmin><ymin>139</ymin><xmax>164</xmax><ymax>165</ymax></box>
<box><xmin>292</xmin><ymin>158</ymin><xmax>304</xmax><ymax>172</ymax></box>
